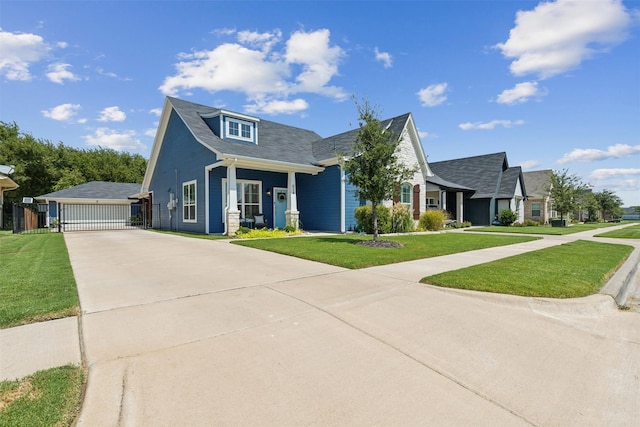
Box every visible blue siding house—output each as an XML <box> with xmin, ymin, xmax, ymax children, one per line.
<box><xmin>142</xmin><ymin>97</ymin><xmax>431</xmax><ymax>235</ymax></box>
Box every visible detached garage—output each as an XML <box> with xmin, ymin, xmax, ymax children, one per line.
<box><xmin>36</xmin><ymin>181</ymin><xmax>149</xmax><ymax>231</ymax></box>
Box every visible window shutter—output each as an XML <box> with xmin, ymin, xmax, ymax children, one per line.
<box><xmin>413</xmin><ymin>184</ymin><xmax>420</xmax><ymax>219</ymax></box>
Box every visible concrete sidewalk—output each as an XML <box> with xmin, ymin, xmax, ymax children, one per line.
<box><xmin>1</xmin><ymin>224</ymin><xmax>639</xmax><ymax>425</ymax></box>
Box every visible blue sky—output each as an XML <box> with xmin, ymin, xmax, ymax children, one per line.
<box><xmin>1</xmin><ymin>0</ymin><xmax>639</xmax><ymax>206</ymax></box>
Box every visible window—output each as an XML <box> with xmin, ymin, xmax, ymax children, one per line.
<box><xmin>222</xmin><ymin>179</ymin><xmax>262</xmax><ymax>221</ymax></box>
<box><xmin>241</xmin><ymin>123</ymin><xmax>251</xmax><ymax>138</ymax></box>
<box><xmin>400</xmin><ymin>183</ymin><xmax>412</xmax><ymax>205</ymax></box>
<box><xmin>228</xmin><ymin>121</ymin><xmax>239</xmax><ymax>136</ymax></box>
<box><xmin>226</xmin><ymin>118</ymin><xmax>253</xmax><ymax>142</ymax></box>
<box><xmin>531</xmin><ymin>202</ymin><xmax>541</xmax><ymax>217</ymax></box>
<box><xmin>183</xmin><ymin>180</ymin><xmax>196</xmax><ymax>222</ymax></box>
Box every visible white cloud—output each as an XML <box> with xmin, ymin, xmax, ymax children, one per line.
<box><xmin>98</xmin><ymin>106</ymin><xmax>126</xmax><ymax>122</ymax></box>
<box><xmin>589</xmin><ymin>168</ymin><xmax>640</xmax><ymax>180</ymax></box>
<box><xmin>42</xmin><ymin>103</ymin><xmax>82</xmax><ymax>121</ymax></box>
<box><xmin>46</xmin><ymin>63</ymin><xmax>79</xmax><ymax>84</ymax></box>
<box><xmin>519</xmin><ymin>160</ymin><xmax>541</xmax><ymax>169</ymax></box>
<box><xmin>245</xmin><ymin>98</ymin><xmax>309</xmax><ymax>115</ymax></box>
<box><xmin>0</xmin><ymin>29</ymin><xmax>51</xmax><ymax>80</ymax></box>
<box><xmin>84</xmin><ymin>128</ymin><xmax>146</xmax><ymax>151</ymax></box>
<box><xmin>495</xmin><ymin>0</ymin><xmax>632</xmax><ymax>79</ymax></box>
<box><xmin>160</xmin><ymin>28</ymin><xmax>346</xmax><ymax>114</ymax></box>
<box><xmin>558</xmin><ymin>144</ymin><xmax>640</xmax><ymax>164</ymax></box>
<box><xmin>144</xmin><ymin>128</ymin><xmax>157</xmax><ymax>138</ymax></box>
<box><xmin>418</xmin><ymin>130</ymin><xmax>429</xmax><ymax>139</ymax></box>
<box><xmin>237</xmin><ymin>29</ymin><xmax>282</xmax><ymax>52</ymax></box>
<box><xmin>285</xmin><ymin>29</ymin><xmax>346</xmax><ymax>97</ymax></box>
<box><xmin>417</xmin><ymin>83</ymin><xmax>448</xmax><ymax>107</ymax></box>
<box><xmin>374</xmin><ymin>47</ymin><xmax>392</xmax><ymax>68</ymax></box>
<box><xmin>459</xmin><ymin>119</ymin><xmax>525</xmax><ymax>130</ymax></box>
<box><xmin>149</xmin><ymin>108</ymin><xmax>162</xmax><ymax>117</ymax></box>
<box><xmin>496</xmin><ymin>81</ymin><xmax>545</xmax><ymax>104</ymax></box>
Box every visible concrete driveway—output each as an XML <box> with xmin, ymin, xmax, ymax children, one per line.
<box><xmin>66</xmin><ymin>230</ymin><xmax>640</xmax><ymax>426</ymax></box>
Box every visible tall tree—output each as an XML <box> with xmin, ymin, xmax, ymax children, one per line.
<box><xmin>548</xmin><ymin>169</ymin><xmax>588</xmax><ymax>221</ymax></box>
<box><xmin>594</xmin><ymin>189</ymin><xmax>623</xmax><ymax>220</ymax></box>
<box><xmin>0</xmin><ymin>121</ymin><xmax>148</xmax><ymax>204</ymax></box>
<box><xmin>344</xmin><ymin>99</ymin><xmax>416</xmax><ymax>241</ymax></box>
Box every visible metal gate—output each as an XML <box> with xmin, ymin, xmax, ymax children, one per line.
<box><xmin>12</xmin><ymin>201</ymin><xmax>154</xmax><ymax>233</ymax></box>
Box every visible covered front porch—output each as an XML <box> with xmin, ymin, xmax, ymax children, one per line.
<box><xmin>425</xmin><ymin>176</ymin><xmax>474</xmax><ymax>224</ymax></box>
<box><xmin>206</xmin><ymin>157</ymin><xmax>323</xmax><ymax>235</ymax></box>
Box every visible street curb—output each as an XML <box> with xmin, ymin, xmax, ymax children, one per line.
<box><xmin>599</xmin><ymin>247</ymin><xmax>640</xmax><ymax>306</ymax></box>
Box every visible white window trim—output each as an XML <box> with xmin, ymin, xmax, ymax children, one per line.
<box><xmin>225</xmin><ymin>117</ymin><xmax>254</xmax><ymax>142</ymax></box>
<box><xmin>182</xmin><ymin>180</ymin><xmax>197</xmax><ymax>223</ymax></box>
<box><xmin>400</xmin><ymin>182</ymin><xmax>412</xmax><ymax>206</ymax></box>
<box><xmin>221</xmin><ymin>178</ymin><xmax>262</xmax><ymax>222</ymax></box>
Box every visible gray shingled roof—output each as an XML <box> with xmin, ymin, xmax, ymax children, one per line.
<box><xmin>169</xmin><ymin>97</ymin><xmax>322</xmax><ymax>165</ymax></box>
<box><xmin>523</xmin><ymin>170</ymin><xmax>552</xmax><ymax>198</ymax></box>
<box><xmin>429</xmin><ymin>152</ymin><xmax>510</xmax><ymax>199</ymax></box>
<box><xmin>497</xmin><ymin>166</ymin><xmax>524</xmax><ymax>199</ymax></box>
<box><xmin>311</xmin><ymin>113</ymin><xmax>412</xmax><ymax>161</ymax></box>
<box><xmin>426</xmin><ymin>174</ymin><xmax>473</xmax><ymax>191</ymax></box>
<box><xmin>169</xmin><ymin>97</ymin><xmax>413</xmax><ymax>166</ymax></box>
<box><xmin>37</xmin><ymin>181</ymin><xmax>141</xmax><ymax>200</ymax></box>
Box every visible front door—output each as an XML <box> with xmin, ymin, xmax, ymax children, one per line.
<box><xmin>273</xmin><ymin>188</ymin><xmax>287</xmax><ymax>229</ymax></box>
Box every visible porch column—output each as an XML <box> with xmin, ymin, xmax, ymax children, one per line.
<box><xmin>441</xmin><ymin>190</ymin><xmax>447</xmax><ymax>211</ymax></box>
<box><xmin>285</xmin><ymin>171</ymin><xmax>299</xmax><ymax>229</ymax></box>
<box><xmin>456</xmin><ymin>191</ymin><xmax>464</xmax><ymax>223</ymax></box>
<box><xmin>225</xmin><ymin>162</ymin><xmax>240</xmax><ymax>235</ymax></box>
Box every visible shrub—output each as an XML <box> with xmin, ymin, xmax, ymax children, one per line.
<box><xmin>523</xmin><ymin>219</ymin><xmax>539</xmax><ymax>227</ymax></box>
<box><xmin>236</xmin><ymin>226</ymin><xmax>251</xmax><ymax>235</ymax></box>
<box><xmin>448</xmin><ymin>221</ymin><xmax>472</xmax><ymax>229</ymax></box>
<box><xmin>354</xmin><ymin>205</ymin><xmax>391</xmax><ymax>234</ymax></box>
<box><xmin>390</xmin><ymin>203</ymin><xmax>415</xmax><ymax>233</ymax></box>
<box><xmin>419</xmin><ymin>209</ymin><xmax>448</xmax><ymax>231</ymax></box>
<box><xmin>283</xmin><ymin>225</ymin><xmax>297</xmax><ymax>233</ymax></box>
<box><xmin>498</xmin><ymin>209</ymin><xmax>517</xmax><ymax>226</ymax></box>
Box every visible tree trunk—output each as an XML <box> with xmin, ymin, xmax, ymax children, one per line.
<box><xmin>372</xmin><ymin>201</ymin><xmax>379</xmax><ymax>241</ymax></box>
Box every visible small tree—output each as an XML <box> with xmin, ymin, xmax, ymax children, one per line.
<box><xmin>548</xmin><ymin>169</ymin><xmax>588</xmax><ymax>221</ymax></box>
<box><xmin>344</xmin><ymin>98</ymin><xmax>416</xmax><ymax>241</ymax></box>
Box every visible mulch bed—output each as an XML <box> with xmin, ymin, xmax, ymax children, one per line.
<box><xmin>354</xmin><ymin>239</ymin><xmax>403</xmax><ymax>249</ymax></box>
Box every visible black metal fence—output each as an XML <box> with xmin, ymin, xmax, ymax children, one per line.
<box><xmin>12</xmin><ymin>202</ymin><xmax>155</xmax><ymax>234</ymax></box>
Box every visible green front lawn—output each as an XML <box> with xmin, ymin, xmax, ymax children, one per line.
<box><xmin>422</xmin><ymin>240</ymin><xmax>633</xmax><ymax>298</ymax></box>
<box><xmin>0</xmin><ymin>233</ymin><xmax>79</xmax><ymax>328</ymax></box>
<box><xmin>469</xmin><ymin>222</ymin><xmax>624</xmax><ymax>235</ymax></box>
<box><xmin>233</xmin><ymin>233</ymin><xmax>539</xmax><ymax>269</ymax></box>
<box><xmin>0</xmin><ymin>365</ymin><xmax>84</xmax><ymax>426</ymax></box>
<box><xmin>595</xmin><ymin>224</ymin><xmax>640</xmax><ymax>239</ymax></box>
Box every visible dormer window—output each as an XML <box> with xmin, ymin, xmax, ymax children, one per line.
<box><xmin>226</xmin><ymin>118</ymin><xmax>254</xmax><ymax>142</ymax></box>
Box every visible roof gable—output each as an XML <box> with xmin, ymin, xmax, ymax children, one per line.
<box><xmin>523</xmin><ymin>170</ymin><xmax>552</xmax><ymax>198</ymax></box>
<box><xmin>430</xmin><ymin>152</ymin><xmax>508</xmax><ymax>199</ymax></box>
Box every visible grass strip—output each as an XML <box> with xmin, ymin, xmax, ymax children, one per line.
<box><xmin>468</xmin><ymin>222</ymin><xmax>624</xmax><ymax>235</ymax></box>
<box><xmin>421</xmin><ymin>240</ymin><xmax>633</xmax><ymax>298</ymax></box>
<box><xmin>595</xmin><ymin>224</ymin><xmax>640</xmax><ymax>239</ymax></box>
<box><xmin>0</xmin><ymin>365</ymin><xmax>84</xmax><ymax>426</ymax></box>
<box><xmin>0</xmin><ymin>233</ymin><xmax>79</xmax><ymax>328</ymax></box>
<box><xmin>233</xmin><ymin>233</ymin><xmax>539</xmax><ymax>269</ymax></box>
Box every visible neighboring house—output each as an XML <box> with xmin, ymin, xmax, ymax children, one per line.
<box><xmin>426</xmin><ymin>152</ymin><xmax>526</xmax><ymax>225</ymax></box>
<box><xmin>142</xmin><ymin>97</ymin><xmax>431</xmax><ymax>235</ymax></box>
<box><xmin>0</xmin><ymin>165</ymin><xmax>19</xmax><ymax>229</ymax></box>
<box><xmin>522</xmin><ymin>169</ymin><xmax>554</xmax><ymax>224</ymax></box>
<box><xmin>622</xmin><ymin>207</ymin><xmax>640</xmax><ymax>220</ymax></box>
<box><xmin>36</xmin><ymin>181</ymin><xmax>145</xmax><ymax>230</ymax></box>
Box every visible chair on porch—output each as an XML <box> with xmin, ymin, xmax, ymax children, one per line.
<box><xmin>253</xmin><ymin>214</ymin><xmax>267</xmax><ymax>229</ymax></box>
